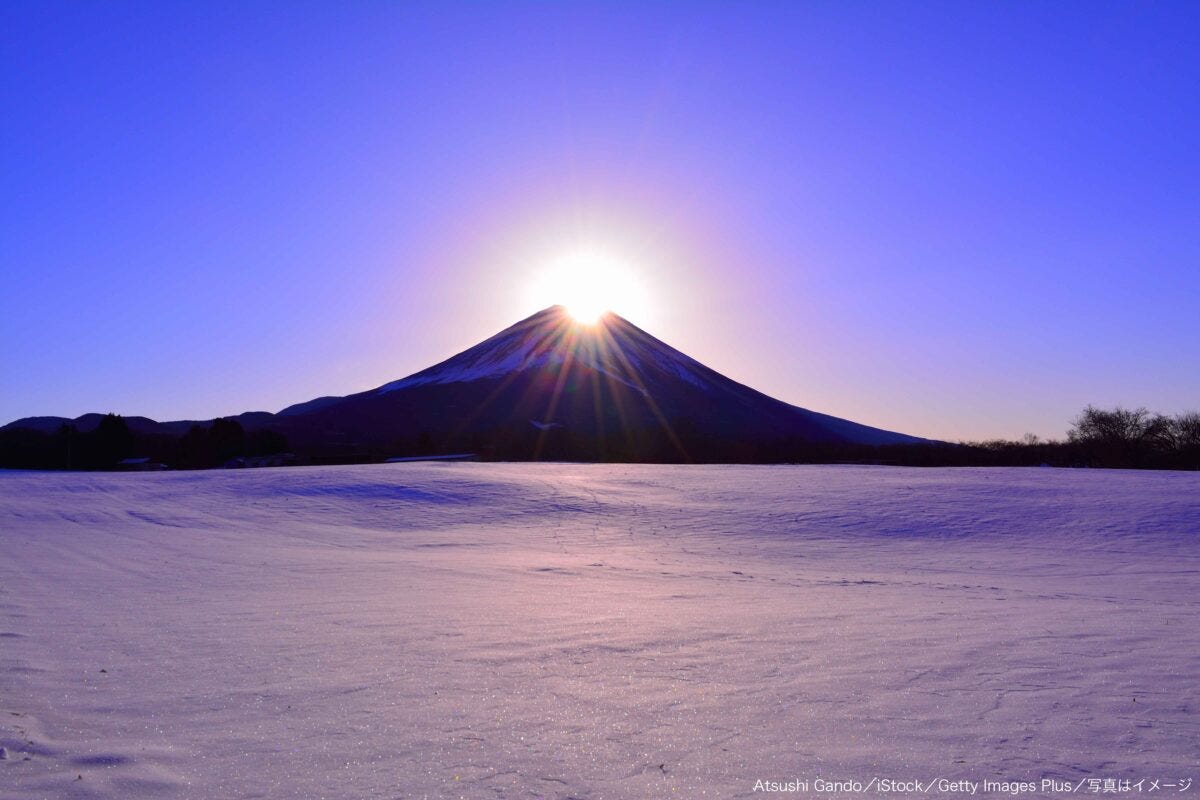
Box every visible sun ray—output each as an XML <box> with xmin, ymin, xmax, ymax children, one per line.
<box><xmin>594</xmin><ymin>319</ymin><xmax>690</xmax><ymax>461</ymax></box>
<box><xmin>532</xmin><ymin>323</ymin><xmax>579</xmax><ymax>458</ymax></box>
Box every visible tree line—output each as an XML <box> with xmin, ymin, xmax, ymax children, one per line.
<box><xmin>0</xmin><ymin>414</ymin><xmax>290</xmax><ymax>470</ymax></box>
<box><xmin>851</xmin><ymin>406</ymin><xmax>1199</xmax><ymax>470</ymax></box>
<box><xmin>0</xmin><ymin>405</ymin><xmax>1197</xmax><ymax>470</ymax></box>
<box><xmin>297</xmin><ymin>405</ymin><xmax>1200</xmax><ymax>469</ymax></box>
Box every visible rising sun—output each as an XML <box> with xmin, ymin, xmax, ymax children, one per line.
<box><xmin>525</xmin><ymin>249</ymin><xmax>650</xmax><ymax>325</ymax></box>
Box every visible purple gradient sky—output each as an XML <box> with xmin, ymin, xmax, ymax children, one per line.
<box><xmin>3</xmin><ymin>2</ymin><xmax>1198</xmax><ymax>441</ymax></box>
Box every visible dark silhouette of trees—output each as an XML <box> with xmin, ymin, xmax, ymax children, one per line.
<box><xmin>1067</xmin><ymin>406</ymin><xmax>1198</xmax><ymax>468</ymax></box>
<box><xmin>246</xmin><ymin>429</ymin><xmax>289</xmax><ymax>457</ymax></box>
<box><xmin>92</xmin><ymin>413</ymin><xmax>133</xmax><ymax>467</ymax></box>
<box><xmin>1</xmin><ymin>404</ymin><xmax>1196</xmax><ymax>470</ymax></box>
<box><xmin>1175</xmin><ymin>412</ymin><xmax>1200</xmax><ymax>451</ymax></box>
<box><xmin>208</xmin><ymin>418</ymin><xmax>246</xmax><ymax>464</ymax></box>
<box><xmin>176</xmin><ymin>425</ymin><xmax>215</xmax><ymax>469</ymax></box>
<box><xmin>174</xmin><ymin>419</ymin><xmax>285</xmax><ymax>467</ymax></box>
<box><xmin>59</xmin><ymin>423</ymin><xmax>76</xmax><ymax>470</ymax></box>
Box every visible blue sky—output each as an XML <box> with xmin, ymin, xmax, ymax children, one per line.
<box><xmin>3</xmin><ymin>2</ymin><xmax>1198</xmax><ymax>440</ymax></box>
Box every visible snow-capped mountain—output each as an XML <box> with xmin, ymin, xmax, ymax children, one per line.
<box><xmin>4</xmin><ymin>306</ymin><xmax>927</xmax><ymax>460</ymax></box>
<box><xmin>272</xmin><ymin>306</ymin><xmax>925</xmax><ymax>456</ymax></box>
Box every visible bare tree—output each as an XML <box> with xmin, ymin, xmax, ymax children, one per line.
<box><xmin>1069</xmin><ymin>406</ymin><xmax>1148</xmax><ymax>443</ymax></box>
<box><xmin>1068</xmin><ymin>406</ymin><xmax>1164</xmax><ymax>466</ymax></box>
<box><xmin>1173</xmin><ymin>411</ymin><xmax>1200</xmax><ymax>450</ymax></box>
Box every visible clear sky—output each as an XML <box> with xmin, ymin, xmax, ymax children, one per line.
<box><xmin>3</xmin><ymin>2</ymin><xmax>1198</xmax><ymax>441</ymax></box>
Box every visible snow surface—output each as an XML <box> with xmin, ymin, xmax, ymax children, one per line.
<box><xmin>1</xmin><ymin>464</ymin><xmax>1197</xmax><ymax>799</ymax></box>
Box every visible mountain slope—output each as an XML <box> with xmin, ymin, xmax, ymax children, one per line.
<box><xmin>2</xmin><ymin>306</ymin><xmax>927</xmax><ymax>461</ymax></box>
<box><xmin>269</xmin><ymin>306</ymin><xmax>925</xmax><ymax>456</ymax></box>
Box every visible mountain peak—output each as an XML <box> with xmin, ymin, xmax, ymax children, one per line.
<box><xmin>376</xmin><ymin>304</ymin><xmax>648</xmax><ymax>394</ymax></box>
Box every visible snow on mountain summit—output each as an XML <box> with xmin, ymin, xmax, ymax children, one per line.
<box><xmin>376</xmin><ymin>306</ymin><xmax>713</xmax><ymax>396</ymax></box>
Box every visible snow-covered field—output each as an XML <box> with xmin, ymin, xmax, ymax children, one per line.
<box><xmin>1</xmin><ymin>464</ymin><xmax>1197</xmax><ymax>799</ymax></box>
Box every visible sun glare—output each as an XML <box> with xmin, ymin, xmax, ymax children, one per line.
<box><xmin>526</xmin><ymin>250</ymin><xmax>651</xmax><ymax>325</ymax></box>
